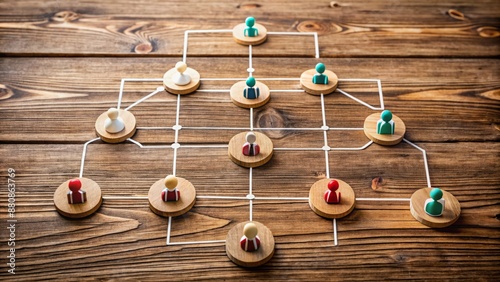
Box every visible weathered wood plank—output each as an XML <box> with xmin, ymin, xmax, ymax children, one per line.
<box><xmin>0</xmin><ymin>142</ymin><xmax>498</xmax><ymax>280</ymax></box>
<box><xmin>0</xmin><ymin>57</ymin><xmax>498</xmax><ymax>143</ymax></box>
<box><xmin>0</xmin><ymin>1</ymin><xmax>498</xmax><ymax>57</ymax></box>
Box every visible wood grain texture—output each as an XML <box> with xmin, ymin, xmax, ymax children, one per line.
<box><xmin>0</xmin><ymin>0</ymin><xmax>499</xmax><ymax>281</ymax></box>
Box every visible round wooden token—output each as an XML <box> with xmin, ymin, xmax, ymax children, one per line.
<box><xmin>232</xmin><ymin>23</ymin><xmax>268</xmax><ymax>46</ymax></box>
<box><xmin>228</xmin><ymin>132</ymin><xmax>273</xmax><ymax>168</ymax></box>
<box><xmin>226</xmin><ymin>221</ymin><xmax>275</xmax><ymax>267</ymax></box>
<box><xmin>230</xmin><ymin>81</ymin><xmax>270</xmax><ymax>109</ymax></box>
<box><xmin>148</xmin><ymin>177</ymin><xmax>196</xmax><ymax>217</ymax></box>
<box><xmin>363</xmin><ymin>113</ymin><xmax>406</xmax><ymax>146</ymax></box>
<box><xmin>410</xmin><ymin>187</ymin><xmax>461</xmax><ymax>228</ymax></box>
<box><xmin>309</xmin><ymin>178</ymin><xmax>356</xmax><ymax>219</ymax></box>
<box><xmin>95</xmin><ymin>109</ymin><xmax>136</xmax><ymax>143</ymax></box>
<box><xmin>300</xmin><ymin>69</ymin><xmax>338</xmax><ymax>95</ymax></box>
<box><xmin>54</xmin><ymin>177</ymin><xmax>102</xmax><ymax>219</ymax></box>
<box><xmin>163</xmin><ymin>67</ymin><xmax>201</xmax><ymax>95</ymax></box>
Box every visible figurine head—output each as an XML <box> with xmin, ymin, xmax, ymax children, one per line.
<box><xmin>246</xmin><ymin>76</ymin><xmax>256</xmax><ymax>88</ymax></box>
<box><xmin>243</xmin><ymin>222</ymin><xmax>258</xmax><ymax>239</ymax></box>
<box><xmin>68</xmin><ymin>178</ymin><xmax>82</xmax><ymax>192</ymax></box>
<box><xmin>380</xmin><ymin>110</ymin><xmax>393</xmax><ymax>122</ymax></box>
<box><xmin>165</xmin><ymin>175</ymin><xmax>178</xmax><ymax>190</ymax></box>
<box><xmin>175</xmin><ymin>61</ymin><xmax>187</xmax><ymax>74</ymax></box>
<box><xmin>246</xmin><ymin>132</ymin><xmax>257</xmax><ymax>144</ymax></box>
<box><xmin>107</xmin><ymin>108</ymin><xmax>120</xmax><ymax>120</ymax></box>
<box><xmin>315</xmin><ymin>63</ymin><xmax>326</xmax><ymax>74</ymax></box>
<box><xmin>429</xmin><ymin>188</ymin><xmax>443</xmax><ymax>201</ymax></box>
<box><xmin>245</xmin><ymin>17</ymin><xmax>255</xmax><ymax>27</ymax></box>
<box><xmin>327</xmin><ymin>179</ymin><xmax>339</xmax><ymax>192</ymax></box>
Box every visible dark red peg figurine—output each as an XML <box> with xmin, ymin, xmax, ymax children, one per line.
<box><xmin>324</xmin><ymin>179</ymin><xmax>341</xmax><ymax>204</ymax></box>
<box><xmin>67</xmin><ymin>178</ymin><xmax>87</xmax><ymax>204</ymax></box>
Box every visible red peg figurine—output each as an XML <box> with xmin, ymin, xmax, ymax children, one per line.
<box><xmin>67</xmin><ymin>178</ymin><xmax>87</xmax><ymax>204</ymax></box>
<box><xmin>324</xmin><ymin>179</ymin><xmax>341</xmax><ymax>204</ymax></box>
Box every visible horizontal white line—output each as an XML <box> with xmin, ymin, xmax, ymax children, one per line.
<box><xmin>167</xmin><ymin>240</ymin><xmax>226</xmax><ymax>246</ymax></box>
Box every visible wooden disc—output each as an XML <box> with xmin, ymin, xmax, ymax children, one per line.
<box><xmin>363</xmin><ymin>113</ymin><xmax>406</xmax><ymax>146</ymax></box>
<box><xmin>54</xmin><ymin>177</ymin><xmax>102</xmax><ymax>219</ymax></box>
<box><xmin>226</xmin><ymin>221</ymin><xmax>275</xmax><ymax>267</ymax></box>
<box><xmin>309</xmin><ymin>178</ymin><xmax>356</xmax><ymax>219</ymax></box>
<box><xmin>230</xmin><ymin>81</ymin><xmax>270</xmax><ymax>109</ymax></box>
<box><xmin>228</xmin><ymin>132</ymin><xmax>273</xmax><ymax>168</ymax></box>
<box><xmin>95</xmin><ymin>109</ymin><xmax>136</xmax><ymax>143</ymax></box>
<box><xmin>232</xmin><ymin>23</ymin><xmax>268</xmax><ymax>46</ymax></box>
<box><xmin>410</xmin><ymin>187</ymin><xmax>461</xmax><ymax>228</ymax></box>
<box><xmin>300</xmin><ymin>69</ymin><xmax>338</xmax><ymax>95</ymax></box>
<box><xmin>148</xmin><ymin>177</ymin><xmax>196</xmax><ymax>217</ymax></box>
<box><xmin>163</xmin><ymin>67</ymin><xmax>201</xmax><ymax>95</ymax></box>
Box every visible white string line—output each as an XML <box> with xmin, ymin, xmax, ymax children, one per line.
<box><xmin>331</xmin><ymin>140</ymin><xmax>373</xmax><ymax>151</ymax></box>
<box><xmin>269</xmin><ymin>90</ymin><xmax>305</xmax><ymax>93</ymax></box>
<box><xmin>79</xmin><ymin>138</ymin><xmax>101</xmax><ymax>178</ymax></box>
<box><xmin>124</xmin><ymin>87</ymin><xmax>164</xmax><ymax>111</ymax></box>
<box><xmin>127</xmin><ymin>138</ymin><xmax>171</xmax><ymax>149</ymax></box>
<box><xmin>274</xmin><ymin>148</ymin><xmax>324</xmax><ymax>151</ymax></box>
<box><xmin>333</xmin><ymin>219</ymin><xmax>338</xmax><ymax>246</ymax></box>
<box><xmin>338</xmin><ymin>79</ymin><xmax>381</xmax><ymax>82</ymax></box>
<box><xmin>250</xmin><ymin>108</ymin><xmax>254</xmax><ymax>131</ymax></box>
<box><xmin>181</xmin><ymin>144</ymin><xmax>229</xmax><ymax>148</ymax></box>
<box><xmin>321</xmin><ymin>94</ymin><xmax>331</xmax><ymax>179</ymax></box>
<box><xmin>196</xmin><ymin>89</ymin><xmax>231</xmax><ymax>93</ymax></box>
<box><xmin>136</xmin><ymin>127</ymin><xmax>172</xmax><ymax>130</ymax></box>
<box><xmin>249</xmin><ymin>167</ymin><xmax>253</xmax><ymax>221</ymax></box>
<box><xmin>255</xmin><ymin>197</ymin><xmax>309</xmax><ymax>201</ymax></box>
<box><xmin>167</xmin><ymin>216</ymin><xmax>172</xmax><ymax>245</ymax></box>
<box><xmin>197</xmin><ymin>196</ymin><xmax>249</xmax><ymax>200</ymax></box>
<box><xmin>336</xmin><ymin>88</ymin><xmax>383</xmax><ymax>111</ymax></box>
<box><xmin>98</xmin><ymin>195</ymin><xmax>411</xmax><ymax>202</ymax></box>
<box><xmin>183</xmin><ymin>29</ymin><xmax>234</xmax><ymax>64</ymax></box>
<box><xmin>248</xmin><ymin>44</ymin><xmax>253</xmax><ymax>77</ymax></box>
<box><xmin>403</xmin><ymin>138</ymin><xmax>432</xmax><ymax>187</ymax></box>
<box><xmin>356</xmin><ymin>198</ymin><xmax>411</xmax><ymax>201</ymax></box>
<box><xmin>117</xmin><ymin>79</ymin><xmax>125</xmax><ymax>110</ymax></box>
<box><xmin>168</xmin><ymin>240</ymin><xmax>226</xmax><ymax>246</ymax></box>
<box><xmin>180</xmin><ymin>126</ymin><xmax>362</xmax><ymax>131</ymax></box>
<box><xmin>102</xmin><ymin>196</ymin><xmax>148</xmax><ymax>200</ymax></box>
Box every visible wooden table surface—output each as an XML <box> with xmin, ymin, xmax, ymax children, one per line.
<box><xmin>1</xmin><ymin>1</ymin><xmax>499</xmax><ymax>280</ymax></box>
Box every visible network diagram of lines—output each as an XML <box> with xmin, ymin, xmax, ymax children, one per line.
<box><xmin>54</xmin><ymin>19</ymin><xmax>461</xmax><ymax>267</ymax></box>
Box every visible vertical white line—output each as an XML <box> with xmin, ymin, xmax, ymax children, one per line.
<box><xmin>333</xmin><ymin>218</ymin><xmax>338</xmax><ymax>246</ymax></box>
<box><xmin>250</xmin><ymin>107</ymin><xmax>254</xmax><ymax>131</ymax></box>
<box><xmin>166</xmin><ymin>216</ymin><xmax>172</xmax><ymax>245</ymax></box>
<box><xmin>183</xmin><ymin>31</ymin><xmax>189</xmax><ymax>64</ymax></box>
<box><xmin>314</xmin><ymin>32</ymin><xmax>320</xmax><ymax>58</ymax></box>
<box><xmin>249</xmin><ymin>167</ymin><xmax>253</xmax><ymax>195</ymax></box>
<box><xmin>249</xmin><ymin>200</ymin><xmax>253</xmax><ymax>221</ymax></box>
<box><xmin>117</xmin><ymin>79</ymin><xmax>125</xmax><ymax>109</ymax></box>
<box><xmin>377</xmin><ymin>79</ymin><xmax>384</xmax><ymax>110</ymax></box>
<box><xmin>175</xmin><ymin>94</ymin><xmax>181</xmax><ymax>133</ymax></box>
<box><xmin>79</xmin><ymin>138</ymin><xmax>101</xmax><ymax>178</ymax></box>
<box><xmin>172</xmin><ymin>147</ymin><xmax>178</xmax><ymax>176</ymax></box>
<box><xmin>320</xmin><ymin>94</ymin><xmax>327</xmax><ymax>127</ymax></box>
<box><xmin>324</xmin><ymin>149</ymin><xmax>330</xmax><ymax>179</ymax></box>
<box><xmin>248</xmin><ymin>44</ymin><xmax>253</xmax><ymax>77</ymax></box>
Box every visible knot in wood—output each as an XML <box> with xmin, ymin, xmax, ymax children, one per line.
<box><xmin>447</xmin><ymin>9</ymin><xmax>465</xmax><ymax>21</ymax></box>
<box><xmin>52</xmin><ymin>11</ymin><xmax>80</xmax><ymax>22</ymax></box>
<box><xmin>329</xmin><ymin>2</ymin><xmax>340</xmax><ymax>8</ymax></box>
<box><xmin>0</xmin><ymin>84</ymin><xmax>14</xmax><ymax>100</ymax></box>
<box><xmin>297</xmin><ymin>20</ymin><xmax>340</xmax><ymax>35</ymax></box>
<box><xmin>477</xmin><ymin>26</ymin><xmax>500</xmax><ymax>38</ymax></box>
<box><xmin>134</xmin><ymin>42</ymin><xmax>153</xmax><ymax>54</ymax></box>
<box><xmin>236</xmin><ymin>3</ymin><xmax>262</xmax><ymax>10</ymax></box>
<box><xmin>256</xmin><ymin>108</ymin><xmax>289</xmax><ymax>138</ymax></box>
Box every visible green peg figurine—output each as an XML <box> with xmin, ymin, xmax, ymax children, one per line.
<box><xmin>424</xmin><ymin>188</ymin><xmax>445</xmax><ymax>216</ymax></box>
<box><xmin>376</xmin><ymin>110</ymin><xmax>395</xmax><ymax>135</ymax></box>
<box><xmin>312</xmin><ymin>63</ymin><xmax>328</xmax><ymax>84</ymax></box>
<box><xmin>244</xmin><ymin>17</ymin><xmax>259</xmax><ymax>37</ymax></box>
<box><xmin>243</xmin><ymin>77</ymin><xmax>260</xmax><ymax>99</ymax></box>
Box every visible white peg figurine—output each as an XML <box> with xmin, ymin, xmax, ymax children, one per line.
<box><xmin>104</xmin><ymin>108</ymin><xmax>125</xmax><ymax>133</ymax></box>
<box><xmin>172</xmin><ymin>61</ymin><xmax>191</xmax><ymax>86</ymax></box>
